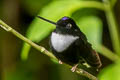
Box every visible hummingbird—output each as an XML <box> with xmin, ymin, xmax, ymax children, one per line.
<box><xmin>37</xmin><ymin>16</ymin><xmax>102</xmax><ymax>72</ymax></box>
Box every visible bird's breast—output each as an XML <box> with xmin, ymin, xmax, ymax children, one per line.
<box><xmin>51</xmin><ymin>32</ymin><xmax>79</xmax><ymax>52</ymax></box>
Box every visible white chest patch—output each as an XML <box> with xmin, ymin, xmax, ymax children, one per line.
<box><xmin>51</xmin><ymin>32</ymin><xmax>79</xmax><ymax>52</ymax></box>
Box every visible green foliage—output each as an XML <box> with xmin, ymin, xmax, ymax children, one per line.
<box><xmin>98</xmin><ymin>62</ymin><xmax>120</xmax><ymax>80</ymax></box>
<box><xmin>72</xmin><ymin>8</ymin><xmax>103</xmax><ymax>49</ymax></box>
<box><xmin>77</xmin><ymin>16</ymin><xmax>102</xmax><ymax>49</ymax></box>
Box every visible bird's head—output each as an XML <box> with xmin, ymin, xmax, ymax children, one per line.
<box><xmin>56</xmin><ymin>16</ymin><xmax>78</xmax><ymax>29</ymax></box>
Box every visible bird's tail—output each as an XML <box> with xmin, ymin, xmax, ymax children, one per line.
<box><xmin>84</xmin><ymin>50</ymin><xmax>102</xmax><ymax>69</ymax></box>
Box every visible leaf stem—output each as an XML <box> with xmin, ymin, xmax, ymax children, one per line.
<box><xmin>0</xmin><ymin>19</ymin><xmax>98</xmax><ymax>80</ymax></box>
<box><xmin>103</xmin><ymin>0</ymin><xmax>120</xmax><ymax>55</ymax></box>
<box><xmin>96</xmin><ymin>45</ymin><xmax>120</xmax><ymax>62</ymax></box>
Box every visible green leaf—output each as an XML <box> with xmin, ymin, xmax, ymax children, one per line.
<box><xmin>98</xmin><ymin>62</ymin><xmax>120</xmax><ymax>80</ymax></box>
<box><xmin>21</xmin><ymin>1</ymin><xmax>104</xmax><ymax>60</ymax></box>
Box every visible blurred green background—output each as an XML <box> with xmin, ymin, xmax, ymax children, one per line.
<box><xmin>0</xmin><ymin>0</ymin><xmax>120</xmax><ymax>80</ymax></box>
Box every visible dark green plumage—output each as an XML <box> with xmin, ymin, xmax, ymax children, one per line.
<box><xmin>37</xmin><ymin>16</ymin><xmax>102</xmax><ymax>71</ymax></box>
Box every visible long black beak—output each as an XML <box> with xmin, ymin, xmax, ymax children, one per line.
<box><xmin>37</xmin><ymin>16</ymin><xmax>57</xmax><ymax>26</ymax></box>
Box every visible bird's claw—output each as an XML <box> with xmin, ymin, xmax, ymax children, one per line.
<box><xmin>71</xmin><ymin>64</ymin><xmax>78</xmax><ymax>72</ymax></box>
<box><xmin>59</xmin><ymin>60</ymin><xmax>63</xmax><ymax>64</ymax></box>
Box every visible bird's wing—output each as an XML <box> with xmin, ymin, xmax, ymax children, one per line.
<box><xmin>75</xmin><ymin>31</ymin><xmax>102</xmax><ymax>68</ymax></box>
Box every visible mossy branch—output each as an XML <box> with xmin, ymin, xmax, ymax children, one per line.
<box><xmin>0</xmin><ymin>19</ymin><xmax>98</xmax><ymax>80</ymax></box>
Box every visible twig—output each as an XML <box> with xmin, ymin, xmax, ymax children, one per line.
<box><xmin>0</xmin><ymin>19</ymin><xmax>98</xmax><ymax>80</ymax></box>
<box><xmin>76</xmin><ymin>68</ymin><xmax>98</xmax><ymax>80</ymax></box>
<box><xmin>0</xmin><ymin>20</ymin><xmax>55</xmax><ymax>59</ymax></box>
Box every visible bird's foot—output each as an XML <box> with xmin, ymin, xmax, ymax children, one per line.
<box><xmin>59</xmin><ymin>60</ymin><xmax>63</xmax><ymax>64</ymax></box>
<box><xmin>82</xmin><ymin>63</ymin><xmax>90</xmax><ymax>68</ymax></box>
<box><xmin>96</xmin><ymin>69</ymin><xmax>99</xmax><ymax>72</ymax></box>
<box><xmin>71</xmin><ymin>64</ymin><xmax>78</xmax><ymax>72</ymax></box>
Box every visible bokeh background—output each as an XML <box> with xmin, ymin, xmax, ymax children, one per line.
<box><xmin>0</xmin><ymin>0</ymin><xmax>120</xmax><ymax>80</ymax></box>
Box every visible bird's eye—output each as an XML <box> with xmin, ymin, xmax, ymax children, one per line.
<box><xmin>66</xmin><ymin>23</ymin><xmax>72</xmax><ymax>29</ymax></box>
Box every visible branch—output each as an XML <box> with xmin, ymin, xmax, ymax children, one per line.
<box><xmin>0</xmin><ymin>19</ymin><xmax>98</xmax><ymax>80</ymax></box>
